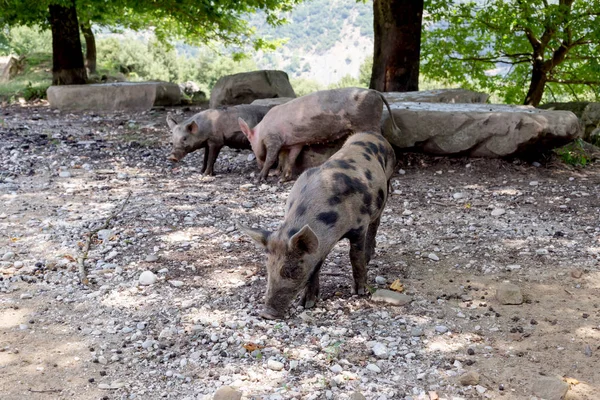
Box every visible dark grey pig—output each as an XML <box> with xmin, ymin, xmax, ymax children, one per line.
<box><xmin>238</xmin><ymin>131</ymin><xmax>396</xmax><ymax>319</ymax></box>
<box><xmin>167</xmin><ymin>105</ymin><xmax>271</xmax><ymax>175</ymax></box>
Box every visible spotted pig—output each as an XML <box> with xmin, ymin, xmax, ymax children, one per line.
<box><xmin>238</xmin><ymin>131</ymin><xmax>396</xmax><ymax>319</ymax></box>
<box><xmin>238</xmin><ymin>87</ymin><xmax>401</xmax><ymax>181</ymax></box>
<box><xmin>166</xmin><ymin>105</ymin><xmax>270</xmax><ymax>175</ymax></box>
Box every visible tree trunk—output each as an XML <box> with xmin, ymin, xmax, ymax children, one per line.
<box><xmin>48</xmin><ymin>2</ymin><xmax>87</xmax><ymax>85</ymax></box>
<box><xmin>81</xmin><ymin>23</ymin><xmax>97</xmax><ymax>75</ymax></box>
<box><xmin>524</xmin><ymin>63</ymin><xmax>547</xmax><ymax>106</ymax></box>
<box><xmin>370</xmin><ymin>0</ymin><xmax>424</xmax><ymax>92</ymax></box>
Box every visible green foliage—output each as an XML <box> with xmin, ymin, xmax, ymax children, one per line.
<box><xmin>324</xmin><ymin>340</ymin><xmax>343</xmax><ymax>361</ymax></box>
<box><xmin>358</xmin><ymin>55</ymin><xmax>372</xmax><ymax>87</ymax></box>
<box><xmin>290</xmin><ymin>77</ymin><xmax>323</xmax><ymax>96</ymax></box>
<box><xmin>555</xmin><ymin>139</ymin><xmax>592</xmax><ymax>167</ymax></box>
<box><xmin>422</xmin><ymin>0</ymin><xmax>600</xmax><ymax>105</ymax></box>
<box><xmin>0</xmin><ymin>52</ymin><xmax>52</xmax><ymax>102</ymax></box>
<box><xmin>328</xmin><ymin>74</ymin><xmax>362</xmax><ymax>89</ymax></box>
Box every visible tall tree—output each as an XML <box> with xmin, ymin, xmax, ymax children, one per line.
<box><xmin>370</xmin><ymin>0</ymin><xmax>424</xmax><ymax>92</ymax></box>
<box><xmin>422</xmin><ymin>0</ymin><xmax>600</xmax><ymax>106</ymax></box>
<box><xmin>0</xmin><ymin>0</ymin><xmax>301</xmax><ymax>85</ymax></box>
<box><xmin>48</xmin><ymin>1</ymin><xmax>86</xmax><ymax>84</ymax></box>
<box><xmin>80</xmin><ymin>21</ymin><xmax>96</xmax><ymax>74</ymax></box>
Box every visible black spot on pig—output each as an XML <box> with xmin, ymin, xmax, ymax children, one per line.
<box><xmin>328</xmin><ymin>195</ymin><xmax>342</xmax><ymax>206</ymax></box>
<box><xmin>378</xmin><ymin>143</ymin><xmax>387</xmax><ymax>154</ymax></box>
<box><xmin>332</xmin><ymin>172</ymin><xmax>368</xmax><ymax>199</ymax></box>
<box><xmin>348</xmin><ymin>158</ymin><xmax>356</xmax><ymax>164</ymax></box>
<box><xmin>365</xmin><ymin>169</ymin><xmax>372</xmax><ymax>181</ymax></box>
<box><xmin>287</xmin><ymin>227</ymin><xmax>299</xmax><ymax>238</ymax></box>
<box><xmin>367</xmin><ymin>142</ymin><xmax>379</xmax><ymax>155</ymax></box>
<box><xmin>363</xmin><ymin>153</ymin><xmax>372</xmax><ymax>161</ymax></box>
<box><xmin>352</xmin><ymin>141</ymin><xmax>367</xmax><ymax>148</ymax></box>
<box><xmin>305</xmin><ymin>168</ymin><xmax>317</xmax><ymax>178</ymax></box>
<box><xmin>326</xmin><ymin>160</ymin><xmax>356</xmax><ymax>170</ymax></box>
<box><xmin>296</xmin><ymin>203</ymin><xmax>308</xmax><ymax>216</ymax></box>
<box><xmin>376</xmin><ymin>188</ymin><xmax>385</xmax><ymax>210</ymax></box>
<box><xmin>289</xmin><ymin>199</ymin><xmax>295</xmax><ymax>209</ymax></box>
<box><xmin>317</xmin><ymin>211</ymin><xmax>339</xmax><ymax>226</ymax></box>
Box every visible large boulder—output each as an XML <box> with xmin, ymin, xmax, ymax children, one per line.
<box><xmin>381</xmin><ymin>103</ymin><xmax>581</xmax><ymax>157</ymax></box>
<box><xmin>382</xmin><ymin>88</ymin><xmax>489</xmax><ymax>104</ymax></box>
<box><xmin>539</xmin><ymin>102</ymin><xmax>600</xmax><ymax>143</ymax></box>
<box><xmin>210</xmin><ymin>70</ymin><xmax>296</xmax><ymax>108</ymax></box>
<box><xmin>47</xmin><ymin>82</ymin><xmax>181</xmax><ymax>111</ymax></box>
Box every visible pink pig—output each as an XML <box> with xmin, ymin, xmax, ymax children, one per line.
<box><xmin>238</xmin><ymin>87</ymin><xmax>400</xmax><ymax>181</ymax></box>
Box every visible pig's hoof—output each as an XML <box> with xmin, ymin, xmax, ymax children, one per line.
<box><xmin>259</xmin><ymin>308</ymin><xmax>282</xmax><ymax>320</ymax></box>
<box><xmin>303</xmin><ymin>299</ymin><xmax>316</xmax><ymax>309</ymax></box>
<box><xmin>351</xmin><ymin>286</ymin><xmax>367</xmax><ymax>296</ymax></box>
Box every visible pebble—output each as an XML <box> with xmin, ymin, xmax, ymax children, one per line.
<box><xmin>145</xmin><ymin>254</ymin><xmax>159</xmax><ymax>262</ymax></box>
<box><xmin>59</xmin><ymin>171</ymin><xmax>71</xmax><ymax>178</ymax></box>
<box><xmin>2</xmin><ymin>252</ymin><xmax>15</xmax><ymax>261</ymax></box>
<box><xmin>350</xmin><ymin>393</ymin><xmax>367</xmax><ymax>400</ymax></box>
<box><xmin>213</xmin><ymin>386</ymin><xmax>242</xmax><ymax>400</ymax></box>
<box><xmin>371</xmin><ymin>289</ymin><xmax>412</xmax><ymax>306</ymax></box>
<box><xmin>138</xmin><ymin>270</ymin><xmax>157</xmax><ymax>286</ymax></box>
<box><xmin>491</xmin><ymin>208</ymin><xmax>506</xmax><ymax>217</ymax></box>
<box><xmin>531</xmin><ymin>376</ymin><xmax>569</xmax><ymax>400</ymax></box>
<box><xmin>375</xmin><ymin>276</ymin><xmax>387</xmax><ymax>285</ymax></box>
<box><xmin>459</xmin><ymin>370</ymin><xmax>480</xmax><ymax>386</ymax></box>
<box><xmin>435</xmin><ymin>325</ymin><xmax>449</xmax><ymax>334</ymax></box>
<box><xmin>19</xmin><ymin>293</ymin><xmax>33</xmax><ymax>300</ymax></box>
<box><xmin>453</xmin><ymin>192</ymin><xmax>465</xmax><ymax>199</ymax></box>
<box><xmin>366</xmin><ymin>363</ymin><xmax>381</xmax><ymax>373</ymax></box>
<box><xmin>371</xmin><ymin>342</ymin><xmax>389</xmax><ymax>358</ymax></box>
<box><xmin>428</xmin><ymin>253</ymin><xmax>440</xmax><ymax>261</ymax></box>
<box><xmin>168</xmin><ymin>280</ymin><xmax>184</xmax><ymax>287</ymax></box>
<box><xmin>267</xmin><ymin>359</ymin><xmax>284</xmax><ymax>371</ymax></box>
<box><xmin>496</xmin><ymin>282</ymin><xmax>523</xmax><ymax>305</ymax></box>
<box><xmin>410</xmin><ymin>328</ymin><xmax>424</xmax><ymax>337</ymax></box>
<box><xmin>571</xmin><ymin>269</ymin><xmax>583</xmax><ymax>278</ymax></box>
<box><xmin>329</xmin><ymin>364</ymin><xmax>343</xmax><ymax>373</ymax></box>
<box><xmin>529</xmin><ymin>180</ymin><xmax>539</xmax><ymax>186</ymax></box>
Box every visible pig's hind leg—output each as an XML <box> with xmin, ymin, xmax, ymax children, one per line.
<box><xmin>259</xmin><ymin>136</ymin><xmax>283</xmax><ymax>181</ymax></box>
<box><xmin>348</xmin><ymin>229</ymin><xmax>368</xmax><ymax>295</ymax></box>
<box><xmin>281</xmin><ymin>145</ymin><xmax>303</xmax><ymax>182</ymax></box>
<box><xmin>298</xmin><ymin>260</ymin><xmax>323</xmax><ymax>309</ymax></box>
<box><xmin>365</xmin><ymin>215</ymin><xmax>382</xmax><ymax>264</ymax></box>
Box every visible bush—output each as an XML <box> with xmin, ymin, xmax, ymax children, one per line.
<box><xmin>2</xmin><ymin>25</ymin><xmax>51</xmax><ymax>55</ymax></box>
<box><xmin>290</xmin><ymin>77</ymin><xmax>323</xmax><ymax>96</ymax></box>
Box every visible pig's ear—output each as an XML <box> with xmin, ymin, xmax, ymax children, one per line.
<box><xmin>186</xmin><ymin>121</ymin><xmax>199</xmax><ymax>135</ymax></box>
<box><xmin>166</xmin><ymin>113</ymin><xmax>178</xmax><ymax>130</ymax></box>
<box><xmin>237</xmin><ymin>222</ymin><xmax>271</xmax><ymax>248</ymax></box>
<box><xmin>238</xmin><ymin>117</ymin><xmax>254</xmax><ymax>140</ymax></box>
<box><xmin>288</xmin><ymin>225</ymin><xmax>319</xmax><ymax>254</ymax></box>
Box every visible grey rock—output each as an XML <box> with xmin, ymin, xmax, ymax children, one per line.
<box><xmin>349</xmin><ymin>392</ymin><xmax>367</xmax><ymax>400</ymax></box>
<box><xmin>491</xmin><ymin>208</ymin><xmax>506</xmax><ymax>217</ymax></box>
<box><xmin>210</xmin><ymin>70</ymin><xmax>296</xmax><ymax>108</ymax></box>
<box><xmin>428</xmin><ymin>252</ymin><xmax>440</xmax><ymax>261</ymax></box>
<box><xmin>371</xmin><ymin>342</ymin><xmax>389</xmax><ymax>358</ymax></box>
<box><xmin>531</xmin><ymin>376</ymin><xmax>569</xmax><ymax>400</ymax></box>
<box><xmin>459</xmin><ymin>370</ymin><xmax>480</xmax><ymax>386</ymax></box>
<box><xmin>47</xmin><ymin>82</ymin><xmax>181</xmax><ymax>111</ymax></box>
<box><xmin>496</xmin><ymin>282</ymin><xmax>524</xmax><ymax>305</ymax></box>
<box><xmin>145</xmin><ymin>254</ymin><xmax>159</xmax><ymax>262</ymax></box>
<box><xmin>435</xmin><ymin>325</ymin><xmax>449</xmax><ymax>334</ymax></box>
<box><xmin>212</xmin><ymin>386</ymin><xmax>242</xmax><ymax>400</ymax></box>
<box><xmin>375</xmin><ymin>276</ymin><xmax>387</xmax><ymax>285</ymax></box>
<box><xmin>382</xmin><ymin>103</ymin><xmax>580</xmax><ymax>157</ymax></box>
<box><xmin>267</xmin><ymin>359</ymin><xmax>284</xmax><ymax>371</ymax></box>
<box><xmin>138</xmin><ymin>270</ymin><xmax>157</xmax><ymax>286</ymax></box>
<box><xmin>19</xmin><ymin>293</ymin><xmax>33</xmax><ymax>300</ymax></box>
<box><xmin>371</xmin><ymin>289</ymin><xmax>412</xmax><ymax>306</ymax></box>
<box><xmin>2</xmin><ymin>252</ymin><xmax>15</xmax><ymax>260</ymax></box>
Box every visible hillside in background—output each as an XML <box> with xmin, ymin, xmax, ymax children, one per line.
<box><xmin>250</xmin><ymin>0</ymin><xmax>374</xmax><ymax>85</ymax></box>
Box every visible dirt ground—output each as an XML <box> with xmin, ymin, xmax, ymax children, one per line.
<box><xmin>0</xmin><ymin>103</ymin><xmax>599</xmax><ymax>400</ymax></box>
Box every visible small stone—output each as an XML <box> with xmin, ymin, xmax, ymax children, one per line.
<box><xmin>584</xmin><ymin>344</ymin><xmax>592</xmax><ymax>357</ymax></box>
<box><xmin>138</xmin><ymin>270</ymin><xmax>157</xmax><ymax>286</ymax></box>
<box><xmin>375</xmin><ymin>276</ymin><xmax>387</xmax><ymax>285</ymax></box>
<box><xmin>247</xmin><ymin>153</ymin><xmax>256</xmax><ymax>162</ymax></box>
<box><xmin>366</xmin><ymin>363</ymin><xmax>381</xmax><ymax>373</ymax></box>
<box><xmin>571</xmin><ymin>269</ymin><xmax>583</xmax><ymax>279</ymax></box>
<box><xmin>398</xmin><ymin>169</ymin><xmax>406</xmax><ymax>175</ymax></box>
<box><xmin>267</xmin><ymin>359</ymin><xmax>284</xmax><ymax>371</ymax></box>
<box><xmin>491</xmin><ymin>208</ymin><xmax>506</xmax><ymax>217</ymax></box>
<box><xmin>59</xmin><ymin>171</ymin><xmax>71</xmax><ymax>178</ymax></box>
<box><xmin>496</xmin><ymin>282</ymin><xmax>523</xmax><ymax>305</ymax></box>
<box><xmin>97</xmin><ymin>356</ymin><xmax>108</xmax><ymax>365</ymax></box>
<box><xmin>169</xmin><ymin>280</ymin><xmax>184</xmax><ymax>288</ymax></box>
<box><xmin>506</xmin><ymin>264</ymin><xmax>521</xmax><ymax>271</ymax></box>
<box><xmin>142</xmin><ymin>340</ymin><xmax>154</xmax><ymax>349</ymax></box>
<box><xmin>435</xmin><ymin>325</ymin><xmax>449</xmax><ymax>334</ymax></box>
<box><xmin>2</xmin><ymin>252</ymin><xmax>15</xmax><ymax>261</ymax></box>
<box><xmin>145</xmin><ymin>254</ymin><xmax>159</xmax><ymax>262</ymax></box>
<box><xmin>411</xmin><ymin>328</ymin><xmax>424</xmax><ymax>337</ymax></box>
<box><xmin>459</xmin><ymin>371</ymin><xmax>480</xmax><ymax>386</ymax></box>
<box><xmin>371</xmin><ymin>289</ymin><xmax>412</xmax><ymax>306</ymax></box>
<box><xmin>529</xmin><ymin>180</ymin><xmax>539</xmax><ymax>186</ymax></box>
<box><xmin>19</xmin><ymin>293</ymin><xmax>33</xmax><ymax>300</ymax></box>
<box><xmin>329</xmin><ymin>364</ymin><xmax>343</xmax><ymax>373</ymax></box>
<box><xmin>475</xmin><ymin>385</ymin><xmax>487</xmax><ymax>394</ymax></box>
<box><xmin>371</xmin><ymin>342</ymin><xmax>388</xmax><ymax>358</ymax></box>
<box><xmin>350</xmin><ymin>393</ymin><xmax>367</xmax><ymax>400</ymax></box>
<box><xmin>453</xmin><ymin>192</ymin><xmax>465</xmax><ymax>199</ymax></box>
<box><xmin>531</xmin><ymin>376</ymin><xmax>569</xmax><ymax>400</ymax></box>
<box><xmin>213</xmin><ymin>385</ymin><xmax>242</xmax><ymax>400</ymax></box>
<box><xmin>467</xmin><ymin>348</ymin><xmax>475</xmax><ymax>356</ymax></box>
<box><xmin>242</xmin><ymin>202</ymin><xmax>255</xmax><ymax>209</ymax></box>
<box><xmin>428</xmin><ymin>253</ymin><xmax>440</xmax><ymax>261</ymax></box>
<box><xmin>97</xmin><ymin>229</ymin><xmax>114</xmax><ymax>242</ymax></box>
<box><xmin>532</xmin><ymin>161</ymin><xmax>541</xmax><ymax>167</ymax></box>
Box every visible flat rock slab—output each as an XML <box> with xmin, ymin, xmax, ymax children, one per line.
<box><xmin>382</xmin><ymin>88</ymin><xmax>489</xmax><ymax>104</ymax></box>
<box><xmin>47</xmin><ymin>82</ymin><xmax>181</xmax><ymax>111</ymax></box>
<box><xmin>371</xmin><ymin>289</ymin><xmax>412</xmax><ymax>306</ymax></box>
<box><xmin>382</xmin><ymin>102</ymin><xmax>581</xmax><ymax>157</ymax></box>
<box><xmin>532</xmin><ymin>376</ymin><xmax>569</xmax><ymax>400</ymax></box>
<box><xmin>539</xmin><ymin>101</ymin><xmax>600</xmax><ymax>142</ymax></box>
<box><xmin>496</xmin><ymin>282</ymin><xmax>523</xmax><ymax>305</ymax></box>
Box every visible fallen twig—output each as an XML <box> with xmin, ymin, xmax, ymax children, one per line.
<box><xmin>78</xmin><ymin>191</ymin><xmax>132</xmax><ymax>285</ymax></box>
<box><xmin>28</xmin><ymin>388</ymin><xmax>62</xmax><ymax>393</ymax></box>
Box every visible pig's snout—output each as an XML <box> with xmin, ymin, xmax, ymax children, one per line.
<box><xmin>167</xmin><ymin>150</ymin><xmax>184</xmax><ymax>162</ymax></box>
<box><xmin>259</xmin><ymin>306</ymin><xmax>284</xmax><ymax>320</ymax></box>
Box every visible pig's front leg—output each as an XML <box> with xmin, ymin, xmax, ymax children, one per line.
<box><xmin>203</xmin><ymin>143</ymin><xmax>222</xmax><ymax>176</ymax></box>
<box><xmin>258</xmin><ymin>136</ymin><xmax>283</xmax><ymax>181</ymax></box>
<box><xmin>281</xmin><ymin>145</ymin><xmax>303</xmax><ymax>182</ymax></box>
<box><xmin>349</xmin><ymin>234</ymin><xmax>368</xmax><ymax>295</ymax></box>
<box><xmin>299</xmin><ymin>260</ymin><xmax>323</xmax><ymax>309</ymax></box>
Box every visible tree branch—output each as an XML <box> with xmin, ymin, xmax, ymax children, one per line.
<box><xmin>547</xmin><ymin>78</ymin><xmax>600</xmax><ymax>85</ymax></box>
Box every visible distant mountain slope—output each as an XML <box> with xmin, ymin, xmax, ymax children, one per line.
<box><xmin>250</xmin><ymin>0</ymin><xmax>374</xmax><ymax>85</ymax></box>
